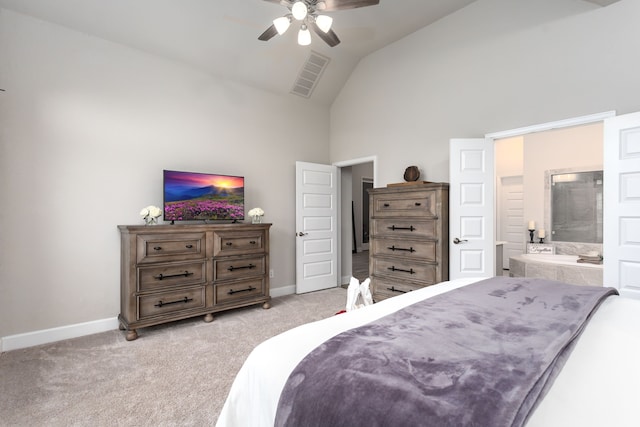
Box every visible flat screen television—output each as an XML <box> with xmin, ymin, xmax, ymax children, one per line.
<box><xmin>163</xmin><ymin>170</ymin><xmax>245</xmax><ymax>222</ymax></box>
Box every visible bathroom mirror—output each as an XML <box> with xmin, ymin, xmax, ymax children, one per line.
<box><xmin>551</xmin><ymin>170</ymin><xmax>603</xmax><ymax>243</ymax></box>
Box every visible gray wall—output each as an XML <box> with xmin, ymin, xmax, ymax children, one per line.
<box><xmin>0</xmin><ymin>9</ymin><xmax>329</xmax><ymax>339</ymax></box>
<box><xmin>330</xmin><ymin>0</ymin><xmax>640</xmax><ymax>185</ymax></box>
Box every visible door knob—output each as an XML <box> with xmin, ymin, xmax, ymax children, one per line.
<box><xmin>297</xmin><ymin>232</ymin><xmax>308</xmax><ymax>237</ymax></box>
<box><xmin>453</xmin><ymin>237</ymin><xmax>468</xmax><ymax>244</ymax></box>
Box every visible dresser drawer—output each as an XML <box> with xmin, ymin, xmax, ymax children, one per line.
<box><xmin>215</xmin><ymin>278</ymin><xmax>265</xmax><ymax>305</ymax></box>
<box><xmin>137</xmin><ymin>261</ymin><xmax>206</xmax><ymax>292</ymax></box>
<box><xmin>371</xmin><ymin>257</ymin><xmax>436</xmax><ymax>284</ymax></box>
<box><xmin>372</xmin><ymin>190</ymin><xmax>437</xmax><ymax>217</ymax></box>
<box><xmin>371</xmin><ymin>277</ymin><xmax>427</xmax><ymax>301</ymax></box>
<box><xmin>214</xmin><ymin>230</ymin><xmax>265</xmax><ymax>256</ymax></box>
<box><xmin>371</xmin><ymin>238</ymin><xmax>436</xmax><ymax>261</ymax></box>
<box><xmin>213</xmin><ymin>255</ymin><xmax>265</xmax><ymax>282</ymax></box>
<box><xmin>371</xmin><ymin>218</ymin><xmax>437</xmax><ymax>239</ymax></box>
<box><xmin>136</xmin><ymin>233</ymin><xmax>206</xmax><ymax>264</ymax></box>
<box><xmin>137</xmin><ymin>286</ymin><xmax>206</xmax><ymax>320</ymax></box>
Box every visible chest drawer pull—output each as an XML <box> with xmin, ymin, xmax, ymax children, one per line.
<box><xmin>154</xmin><ymin>271</ymin><xmax>194</xmax><ymax>280</ymax></box>
<box><xmin>226</xmin><ymin>242</ymin><xmax>233</xmax><ymax>246</ymax></box>
<box><xmin>388</xmin><ymin>225</ymin><xmax>416</xmax><ymax>232</ymax></box>
<box><xmin>415</xmin><ymin>202</ymin><xmax>422</xmax><ymax>206</ymax></box>
<box><xmin>227</xmin><ymin>264</ymin><xmax>256</xmax><ymax>272</ymax></box>
<box><xmin>185</xmin><ymin>244</ymin><xmax>193</xmax><ymax>248</ymax></box>
<box><xmin>387</xmin><ymin>286</ymin><xmax>408</xmax><ymax>294</ymax></box>
<box><xmin>250</xmin><ymin>241</ymin><xmax>256</xmax><ymax>244</ymax></box>
<box><xmin>387</xmin><ymin>245</ymin><xmax>415</xmax><ymax>253</ymax></box>
<box><xmin>388</xmin><ymin>266</ymin><xmax>415</xmax><ymax>274</ymax></box>
<box><xmin>228</xmin><ymin>286</ymin><xmax>257</xmax><ymax>295</ymax></box>
<box><xmin>154</xmin><ymin>296</ymin><xmax>193</xmax><ymax>308</ymax></box>
<box><xmin>153</xmin><ymin>246</ymin><xmax>162</xmax><ymax>251</ymax></box>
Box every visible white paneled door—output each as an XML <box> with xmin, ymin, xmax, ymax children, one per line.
<box><xmin>295</xmin><ymin>161</ymin><xmax>338</xmax><ymax>294</ymax></box>
<box><xmin>604</xmin><ymin>112</ymin><xmax>640</xmax><ymax>299</ymax></box>
<box><xmin>449</xmin><ymin>138</ymin><xmax>495</xmax><ymax>279</ymax></box>
<box><xmin>499</xmin><ymin>176</ymin><xmax>525</xmax><ymax>268</ymax></box>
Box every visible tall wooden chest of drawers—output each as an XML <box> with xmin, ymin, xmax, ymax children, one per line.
<box><xmin>368</xmin><ymin>183</ymin><xmax>449</xmax><ymax>301</ymax></box>
<box><xmin>118</xmin><ymin>223</ymin><xmax>271</xmax><ymax>340</ymax></box>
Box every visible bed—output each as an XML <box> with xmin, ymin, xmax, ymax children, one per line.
<box><xmin>216</xmin><ymin>277</ymin><xmax>640</xmax><ymax>427</ymax></box>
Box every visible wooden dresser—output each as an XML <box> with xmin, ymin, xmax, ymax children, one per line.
<box><xmin>368</xmin><ymin>183</ymin><xmax>449</xmax><ymax>301</ymax></box>
<box><xmin>118</xmin><ymin>223</ymin><xmax>271</xmax><ymax>340</ymax></box>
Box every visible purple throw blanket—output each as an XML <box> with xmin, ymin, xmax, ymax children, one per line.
<box><xmin>274</xmin><ymin>277</ymin><xmax>617</xmax><ymax>427</ymax></box>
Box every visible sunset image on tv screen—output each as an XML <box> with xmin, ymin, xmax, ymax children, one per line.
<box><xmin>163</xmin><ymin>170</ymin><xmax>244</xmax><ymax>221</ymax></box>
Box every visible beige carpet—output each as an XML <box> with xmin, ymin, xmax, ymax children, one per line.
<box><xmin>0</xmin><ymin>287</ymin><xmax>347</xmax><ymax>426</ymax></box>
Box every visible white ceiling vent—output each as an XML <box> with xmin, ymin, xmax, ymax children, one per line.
<box><xmin>291</xmin><ymin>51</ymin><xmax>330</xmax><ymax>99</ymax></box>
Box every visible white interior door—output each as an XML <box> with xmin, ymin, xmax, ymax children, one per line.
<box><xmin>499</xmin><ymin>176</ymin><xmax>525</xmax><ymax>268</ymax></box>
<box><xmin>449</xmin><ymin>138</ymin><xmax>495</xmax><ymax>279</ymax></box>
<box><xmin>603</xmin><ymin>112</ymin><xmax>640</xmax><ymax>299</ymax></box>
<box><xmin>296</xmin><ymin>161</ymin><xmax>338</xmax><ymax>293</ymax></box>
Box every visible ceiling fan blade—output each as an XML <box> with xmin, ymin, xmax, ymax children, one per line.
<box><xmin>319</xmin><ymin>0</ymin><xmax>379</xmax><ymax>11</ymax></box>
<box><xmin>309</xmin><ymin>22</ymin><xmax>341</xmax><ymax>47</ymax></box>
<box><xmin>258</xmin><ymin>24</ymin><xmax>279</xmax><ymax>41</ymax></box>
<box><xmin>262</xmin><ymin>0</ymin><xmax>292</xmax><ymax>6</ymax></box>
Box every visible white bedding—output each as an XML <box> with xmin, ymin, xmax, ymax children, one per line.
<box><xmin>216</xmin><ymin>278</ymin><xmax>640</xmax><ymax>427</ymax></box>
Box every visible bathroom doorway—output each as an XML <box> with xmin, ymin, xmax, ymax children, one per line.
<box><xmin>494</xmin><ymin>122</ymin><xmax>604</xmax><ymax>273</ymax></box>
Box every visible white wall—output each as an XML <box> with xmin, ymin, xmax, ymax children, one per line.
<box><xmin>0</xmin><ymin>10</ymin><xmax>330</xmax><ymax>340</ymax></box>
<box><xmin>495</xmin><ymin>137</ymin><xmax>524</xmax><ymax>180</ymax></box>
<box><xmin>330</xmin><ymin>0</ymin><xmax>640</xmax><ymax>186</ymax></box>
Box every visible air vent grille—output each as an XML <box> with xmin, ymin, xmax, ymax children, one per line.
<box><xmin>291</xmin><ymin>51</ymin><xmax>330</xmax><ymax>98</ymax></box>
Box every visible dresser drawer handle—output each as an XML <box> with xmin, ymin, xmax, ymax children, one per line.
<box><xmin>225</xmin><ymin>242</ymin><xmax>233</xmax><ymax>246</ymax></box>
<box><xmin>388</xmin><ymin>245</ymin><xmax>415</xmax><ymax>253</ymax></box>
<box><xmin>383</xmin><ymin>203</ymin><xmax>390</xmax><ymax>207</ymax></box>
<box><xmin>415</xmin><ymin>202</ymin><xmax>422</xmax><ymax>206</ymax></box>
<box><xmin>388</xmin><ymin>225</ymin><xmax>416</xmax><ymax>232</ymax></box>
<box><xmin>228</xmin><ymin>286</ymin><xmax>257</xmax><ymax>295</ymax></box>
<box><xmin>154</xmin><ymin>296</ymin><xmax>193</xmax><ymax>308</ymax></box>
<box><xmin>185</xmin><ymin>244</ymin><xmax>193</xmax><ymax>249</ymax></box>
<box><xmin>388</xmin><ymin>266</ymin><xmax>415</xmax><ymax>274</ymax></box>
<box><xmin>153</xmin><ymin>246</ymin><xmax>163</xmax><ymax>251</ymax></box>
<box><xmin>154</xmin><ymin>271</ymin><xmax>194</xmax><ymax>280</ymax></box>
<box><xmin>387</xmin><ymin>286</ymin><xmax>408</xmax><ymax>294</ymax></box>
<box><xmin>249</xmin><ymin>240</ymin><xmax>257</xmax><ymax>244</ymax></box>
<box><xmin>227</xmin><ymin>264</ymin><xmax>256</xmax><ymax>272</ymax></box>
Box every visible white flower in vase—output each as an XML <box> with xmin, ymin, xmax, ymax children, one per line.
<box><xmin>140</xmin><ymin>205</ymin><xmax>162</xmax><ymax>225</ymax></box>
<box><xmin>247</xmin><ymin>207</ymin><xmax>264</xmax><ymax>224</ymax></box>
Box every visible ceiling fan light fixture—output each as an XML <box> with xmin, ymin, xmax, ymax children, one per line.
<box><xmin>273</xmin><ymin>16</ymin><xmax>291</xmax><ymax>35</ymax></box>
<box><xmin>298</xmin><ymin>24</ymin><xmax>311</xmax><ymax>46</ymax></box>
<box><xmin>315</xmin><ymin>15</ymin><xmax>333</xmax><ymax>33</ymax></box>
<box><xmin>291</xmin><ymin>1</ymin><xmax>308</xmax><ymax>20</ymax></box>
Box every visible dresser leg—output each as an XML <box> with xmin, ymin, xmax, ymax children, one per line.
<box><xmin>262</xmin><ymin>301</ymin><xmax>271</xmax><ymax>309</ymax></box>
<box><xmin>125</xmin><ymin>329</ymin><xmax>138</xmax><ymax>341</ymax></box>
<box><xmin>204</xmin><ymin>313</ymin><xmax>214</xmax><ymax>323</ymax></box>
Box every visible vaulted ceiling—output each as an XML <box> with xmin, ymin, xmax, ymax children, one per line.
<box><xmin>0</xmin><ymin>0</ymin><xmax>479</xmax><ymax>105</ymax></box>
<box><xmin>0</xmin><ymin>0</ymin><xmax>619</xmax><ymax>106</ymax></box>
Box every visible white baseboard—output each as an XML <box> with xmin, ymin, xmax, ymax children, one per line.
<box><xmin>1</xmin><ymin>317</ymin><xmax>120</xmax><ymax>352</ymax></box>
<box><xmin>1</xmin><ymin>286</ymin><xmax>299</xmax><ymax>352</ymax></box>
<box><xmin>270</xmin><ymin>284</ymin><xmax>296</xmax><ymax>297</ymax></box>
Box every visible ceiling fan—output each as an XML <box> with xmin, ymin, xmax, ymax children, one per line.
<box><xmin>258</xmin><ymin>0</ymin><xmax>380</xmax><ymax>47</ymax></box>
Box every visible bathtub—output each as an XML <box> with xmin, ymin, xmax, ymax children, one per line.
<box><xmin>509</xmin><ymin>254</ymin><xmax>603</xmax><ymax>286</ymax></box>
<box><xmin>516</xmin><ymin>254</ymin><xmax>603</xmax><ymax>268</ymax></box>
